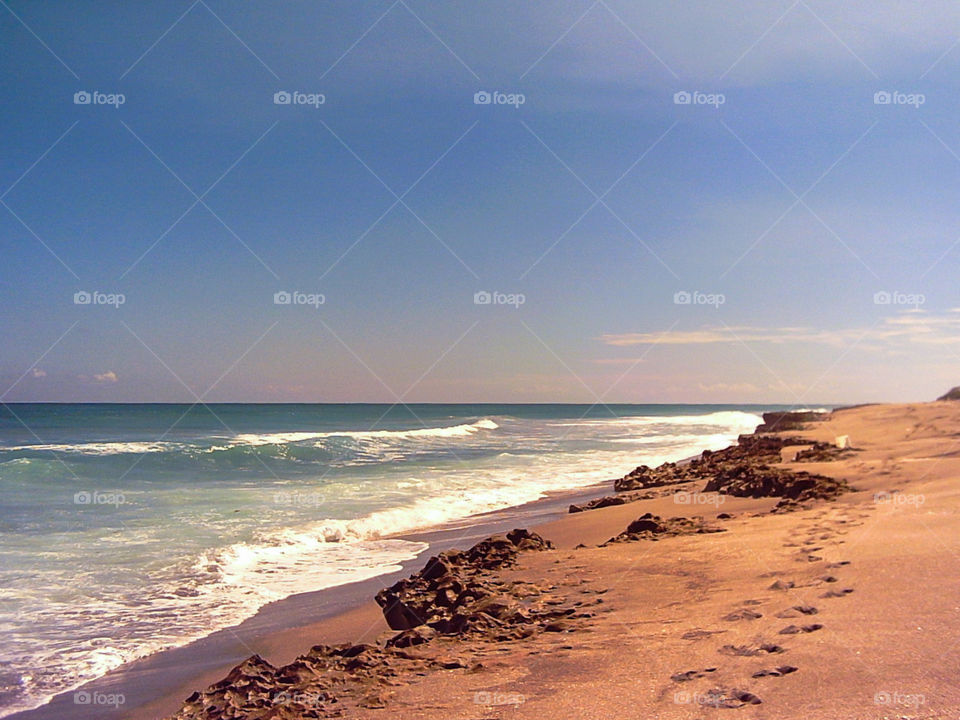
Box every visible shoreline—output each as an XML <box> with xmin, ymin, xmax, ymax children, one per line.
<box><xmin>148</xmin><ymin>400</ymin><xmax>960</xmax><ymax>718</ymax></box>
<box><xmin>7</xmin><ymin>480</ymin><xmax>617</xmax><ymax>720</ymax></box>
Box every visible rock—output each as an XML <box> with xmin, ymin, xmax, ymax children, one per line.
<box><xmin>614</xmin><ymin>462</ymin><xmax>687</xmax><ymax>492</ymax></box>
<box><xmin>793</xmin><ymin>441</ymin><xmax>854</xmax><ymax>462</ymax></box>
<box><xmin>702</xmin><ymin>463</ymin><xmax>849</xmax><ymax>510</ymax></box>
<box><xmin>375</xmin><ymin>529</ymin><xmax>556</xmax><ymax>634</ymax></box>
<box><xmin>569</xmin><ymin>495</ymin><xmax>627</xmax><ymax>512</ymax></box>
<box><xmin>938</xmin><ymin>386</ymin><xmax>960</xmax><ymax>401</ymax></box>
<box><xmin>754</xmin><ymin>411</ymin><xmax>825</xmax><ymax>433</ymax></box>
<box><xmin>603</xmin><ymin>513</ymin><xmax>725</xmax><ymax>545</ymax></box>
<box><xmin>768</xmin><ymin>579</ymin><xmax>795</xmax><ymax>590</ymax></box>
<box><xmin>386</xmin><ymin>626</ymin><xmax>437</xmax><ymax>648</ymax></box>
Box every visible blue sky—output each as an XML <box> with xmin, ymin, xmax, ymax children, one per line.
<box><xmin>1</xmin><ymin>0</ymin><xmax>958</xmax><ymax>403</ymax></box>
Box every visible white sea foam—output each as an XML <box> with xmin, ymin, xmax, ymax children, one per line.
<box><xmin>2</xmin><ymin>440</ymin><xmax>186</xmax><ymax>455</ymax></box>
<box><xmin>556</xmin><ymin>410</ymin><xmax>762</xmax><ymax>429</ymax></box>
<box><xmin>2</xmin><ymin>419</ymin><xmax>500</xmax><ymax>456</ymax></box>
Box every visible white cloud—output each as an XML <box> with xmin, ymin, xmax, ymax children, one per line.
<box><xmin>697</xmin><ymin>381</ymin><xmax>760</xmax><ymax>394</ymax></box>
<box><xmin>30</xmin><ymin>368</ymin><xmax>47</xmax><ymax>378</ymax></box>
<box><xmin>93</xmin><ymin>371</ymin><xmax>118</xmax><ymax>383</ymax></box>
<box><xmin>601</xmin><ymin>311</ymin><xmax>960</xmax><ymax>348</ymax></box>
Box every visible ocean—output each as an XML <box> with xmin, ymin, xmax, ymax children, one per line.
<box><xmin>0</xmin><ymin>402</ymin><xmax>799</xmax><ymax>716</ymax></box>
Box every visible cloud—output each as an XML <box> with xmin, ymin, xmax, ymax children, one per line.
<box><xmin>93</xmin><ymin>371</ymin><xmax>118</xmax><ymax>383</ymax></box>
<box><xmin>600</xmin><ymin>311</ymin><xmax>960</xmax><ymax>349</ymax></box>
<box><xmin>30</xmin><ymin>368</ymin><xmax>46</xmax><ymax>378</ymax></box>
<box><xmin>697</xmin><ymin>382</ymin><xmax>760</xmax><ymax>394</ymax></box>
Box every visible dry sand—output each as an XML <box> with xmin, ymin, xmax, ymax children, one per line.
<box><xmin>157</xmin><ymin>401</ymin><xmax>960</xmax><ymax>719</ymax></box>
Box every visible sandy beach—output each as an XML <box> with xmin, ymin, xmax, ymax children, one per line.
<box><xmin>113</xmin><ymin>399</ymin><xmax>959</xmax><ymax>719</ymax></box>
<box><xmin>5</xmin><ymin>3</ymin><xmax>959</xmax><ymax>718</ymax></box>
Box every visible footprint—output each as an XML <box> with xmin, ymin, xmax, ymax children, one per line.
<box><xmin>820</xmin><ymin>588</ymin><xmax>854</xmax><ymax>598</ymax></box>
<box><xmin>671</xmin><ymin>667</ymin><xmax>717</xmax><ymax>682</ymax></box>
<box><xmin>825</xmin><ymin>561</ymin><xmax>851</xmax><ymax>568</ymax></box>
<box><xmin>779</xmin><ymin>623</ymin><xmax>823</xmax><ymax>634</ymax></box>
<box><xmin>723</xmin><ymin>609</ymin><xmax>763</xmax><ymax>621</ymax></box>
<box><xmin>775</xmin><ymin>605</ymin><xmax>819</xmax><ymax>618</ymax></box>
<box><xmin>719</xmin><ymin>643</ymin><xmax>785</xmax><ymax>656</ymax></box>
<box><xmin>752</xmin><ymin>665</ymin><xmax>798</xmax><ymax>678</ymax></box>
<box><xmin>768</xmin><ymin>579</ymin><xmax>795</xmax><ymax>590</ymax></box>
<box><xmin>682</xmin><ymin>629</ymin><xmax>727</xmax><ymax>640</ymax></box>
<box><xmin>691</xmin><ymin>688</ymin><xmax>762</xmax><ymax>709</ymax></box>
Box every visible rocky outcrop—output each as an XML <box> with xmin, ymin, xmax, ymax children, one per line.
<box><xmin>374</xmin><ymin>529</ymin><xmax>565</xmax><ymax>638</ymax></box>
<box><xmin>938</xmin><ymin>386</ymin><xmax>960</xmax><ymax>401</ymax></box>
<box><xmin>614</xmin><ymin>462</ymin><xmax>690</xmax><ymax>492</ymax></box>
<box><xmin>614</xmin><ymin>435</ymin><xmax>815</xmax><ymax>494</ymax></box>
<box><xmin>569</xmin><ymin>494</ymin><xmax>628</xmax><ymax>512</ymax></box>
<box><xmin>754</xmin><ymin>411</ymin><xmax>826</xmax><ymax>433</ymax></box>
<box><xmin>168</xmin><ymin>528</ymin><xmax>584</xmax><ymax>720</ymax></box>
<box><xmin>793</xmin><ymin>443</ymin><xmax>853</xmax><ymax>462</ymax></box>
<box><xmin>569</xmin><ymin>486</ymin><xmax>678</xmax><ymax>513</ymax></box>
<box><xmin>702</xmin><ymin>464</ymin><xmax>848</xmax><ymax>512</ymax></box>
<box><xmin>169</xmin><ymin>644</ymin><xmax>430</xmax><ymax>719</ymax></box>
<box><xmin>606</xmin><ymin>434</ymin><xmax>852</xmax><ymax>515</ymax></box>
<box><xmin>603</xmin><ymin>513</ymin><xmax>725</xmax><ymax>545</ymax></box>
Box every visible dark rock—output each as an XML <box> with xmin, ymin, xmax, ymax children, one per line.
<box><xmin>702</xmin><ymin>463</ymin><xmax>849</xmax><ymax>510</ymax></box>
<box><xmin>794</xmin><ymin>443</ymin><xmax>855</xmax><ymax>462</ymax></box>
<box><xmin>938</xmin><ymin>386</ymin><xmax>960</xmax><ymax>401</ymax></box>
<box><xmin>374</xmin><ymin>529</ymin><xmax>556</xmax><ymax>635</ymax></box>
<box><xmin>603</xmin><ymin>513</ymin><xmax>725</xmax><ymax>545</ymax></box>
<box><xmin>614</xmin><ymin>462</ymin><xmax>687</xmax><ymax>492</ymax></box>
<box><xmin>569</xmin><ymin>495</ymin><xmax>627</xmax><ymax>513</ymax></box>
<box><xmin>754</xmin><ymin>411</ymin><xmax>826</xmax><ymax>433</ymax></box>
<box><xmin>386</xmin><ymin>626</ymin><xmax>437</xmax><ymax>649</ymax></box>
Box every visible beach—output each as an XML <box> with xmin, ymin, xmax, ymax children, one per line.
<box><xmin>4</xmin><ymin>2</ymin><xmax>957</xmax><ymax>717</ymax></box>
<box><xmin>7</xmin><ymin>400</ymin><xmax>960</xmax><ymax>718</ymax></box>
<box><xmin>2</xmin><ymin>404</ymin><xmax>770</xmax><ymax>719</ymax></box>
<box><xmin>136</xmin><ymin>400</ymin><xmax>960</xmax><ymax>717</ymax></box>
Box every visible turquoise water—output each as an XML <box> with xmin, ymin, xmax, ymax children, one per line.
<box><xmin>0</xmin><ymin>403</ymin><xmax>799</xmax><ymax>716</ymax></box>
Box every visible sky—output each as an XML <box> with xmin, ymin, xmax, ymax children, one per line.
<box><xmin>1</xmin><ymin>0</ymin><xmax>958</xmax><ymax>404</ymax></box>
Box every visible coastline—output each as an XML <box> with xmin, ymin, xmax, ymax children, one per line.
<box><xmin>147</xmin><ymin>400</ymin><xmax>960</xmax><ymax>718</ymax></box>
<box><xmin>8</xmin><ymin>481</ymin><xmax>616</xmax><ymax>720</ymax></box>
